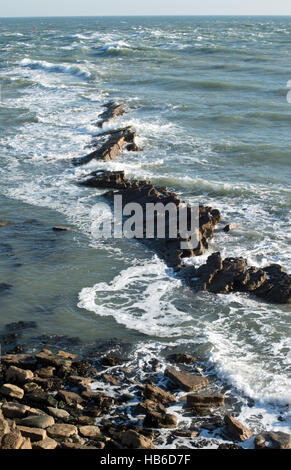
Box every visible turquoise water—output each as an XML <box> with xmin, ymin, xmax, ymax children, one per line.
<box><xmin>0</xmin><ymin>16</ymin><xmax>290</xmax><ymax>443</ymax></box>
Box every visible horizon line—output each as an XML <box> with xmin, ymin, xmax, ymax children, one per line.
<box><xmin>1</xmin><ymin>14</ymin><xmax>291</xmax><ymax>19</ymax></box>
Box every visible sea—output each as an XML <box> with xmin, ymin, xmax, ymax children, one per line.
<box><xmin>0</xmin><ymin>16</ymin><xmax>290</xmax><ymax>448</ymax></box>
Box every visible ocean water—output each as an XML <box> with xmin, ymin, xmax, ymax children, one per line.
<box><xmin>0</xmin><ymin>16</ymin><xmax>290</xmax><ymax>446</ymax></box>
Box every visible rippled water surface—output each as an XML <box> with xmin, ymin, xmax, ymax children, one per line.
<box><xmin>0</xmin><ymin>16</ymin><xmax>290</xmax><ymax>443</ymax></box>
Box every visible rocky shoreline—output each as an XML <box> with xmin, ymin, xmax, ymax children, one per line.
<box><xmin>1</xmin><ymin>101</ymin><xmax>290</xmax><ymax>450</ymax></box>
<box><xmin>1</xmin><ymin>334</ymin><xmax>290</xmax><ymax>450</ymax></box>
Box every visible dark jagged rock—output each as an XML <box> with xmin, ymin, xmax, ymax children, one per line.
<box><xmin>190</xmin><ymin>253</ymin><xmax>290</xmax><ymax>304</ymax></box>
<box><xmin>254</xmin><ymin>264</ymin><xmax>291</xmax><ymax>304</ymax></box>
<box><xmin>143</xmin><ymin>410</ymin><xmax>177</xmax><ymax>429</ymax></box>
<box><xmin>80</xmin><ymin>170</ymin><xmax>130</xmax><ymax>190</ymax></box>
<box><xmin>85</xmin><ymin>171</ymin><xmax>221</xmax><ymax>269</ymax></box>
<box><xmin>166</xmin><ymin>353</ymin><xmax>197</xmax><ymax>364</ymax></box>
<box><xmin>96</xmin><ymin>102</ymin><xmax>126</xmax><ymax>128</ymax></box>
<box><xmin>79</xmin><ymin>169</ymin><xmax>221</xmax><ymax>268</ymax></box>
<box><xmin>73</xmin><ymin>127</ymin><xmax>138</xmax><ymax>166</ymax></box>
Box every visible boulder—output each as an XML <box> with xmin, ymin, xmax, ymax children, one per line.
<box><xmin>37</xmin><ymin>367</ymin><xmax>55</xmax><ymax>378</ymax></box>
<box><xmin>80</xmin><ymin>170</ymin><xmax>130</xmax><ymax>190</ymax></box>
<box><xmin>32</xmin><ymin>437</ymin><xmax>58</xmax><ymax>449</ymax></box>
<box><xmin>224</xmin><ymin>415</ymin><xmax>253</xmax><ymax>442</ymax></box>
<box><xmin>165</xmin><ymin>368</ymin><xmax>209</xmax><ymax>392</ymax></box>
<box><xmin>223</xmin><ymin>223</ymin><xmax>240</xmax><ymax>233</ymax></box>
<box><xmin>194</xmin><ymin>254</ymin><xmax>291</xmax><ymax>304</ymax></box>
<box><xmin>144</xmin><ymin>384</ymin><xmax>176</xmax><ymax>405</ymax></box>
<box><xmin>143</xmin><ymin>410</ymin><xmax>177</xmax><ymax>429</ymax></box>
<box><xmin>2</xmin><ymin>402</ymin><xmax>32</xmax><ymax>419</ymax></box>
<box><xmin>1</xmin><ymin>430</ymin><xmax>23</xmax><ymax>449</ymax></box>
<box><xmin>19</xmin><ymin>414</ymin><xmax>55</xmax><ymax>429</ymax></box>
<box><xmin>101</xmin><ymin>373</ymin><xmax>120</xmax><ymax>386</ymax></box>
<box><xmin>254</xmin><ymin>431</ymin><xmax>291</xmax><ymax>449</ymax></box>
<box><xmin>6</xmin><ymin>365</ymin><xmax>34</xmax><ymax>384</ymax></box>
<box><xmin>47</xmin><ymin>423</ymin><xmax>78</xmax><ymax>440</ymax></box>
<box><xmin>134</xmin><ymin>400</ymin><xmax>166</xmax><ymax>416</ymax></box>
<box><xmin>0</xmin><ymin>383</ymin><xmax>24</xmax><ymax>399</ymax></box>
<box><xmin>122</xmin><ymin>429</ymin><xmax>155</xmax><ymax>449</ymax></box>
<box><xmin>186</xmin><ymin>394</ymin><xmax>225</xmax><ymax>410</ymax></box>
<box><xmin>47</xmin><ymin>407</ymin><xmax>70</xmax><ymax>420</ymax></box>
<box><xmin>35</xmin><ymin>351</ymin><xmax>72</xmax><ymax>368</ymax></box>
<box><xmin>58</xmin><ymin>390</ymin><xmax>83</xmax><ymax>406</ymax></box>
<box><xmin>195</xmin><ymin>252</ymin><xmax>223</xmax><ymax>289</ymax></box>
<box><xmin>67</xmin><ymin>375</ymin><xmax>93</xmax><ymax>390</ymax></box>
<box><xmin>79</xmin><ymin>425</ymin><xmax>101</xmax><ymax>439</ymax></box>
<box><xmin>101</xmin><ymin>354</ymin><xmax>123</xmax><ymax>366</ymax></box>
<box><xmin>0</xmin><ymin>353</ymin><xmax>37</xmax><ymax>370</ymax></box>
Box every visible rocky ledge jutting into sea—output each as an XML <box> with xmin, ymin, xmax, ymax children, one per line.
<box><xmin>77</xmin><ymin>102</ymin><xmax>290</xmax><ymax>305</ymax></box>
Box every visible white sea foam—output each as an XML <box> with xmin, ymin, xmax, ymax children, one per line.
<box><xmin>78</xmin><ymin>258</ymin><xmax>193</xmax><ymax>337</ymax></box>
<box><xmin>18</xmin><ymin>58</ymin><xmax>92</xmax><ymax>80</ymax></box>
<box><xmin>100</xmin><ymin>41</ymin><xmax>131</xmax><ymax>52</ymax></box>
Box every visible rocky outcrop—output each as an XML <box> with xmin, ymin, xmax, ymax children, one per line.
<box><xmin>184</xmin><ymin>252</ymin><xmax>291</xmax><ymax>304</ymax></box>
<box><xmin>96</xmin><ymin>101</ymin><xmax>126</xmax><ymax>128</ymax></box>
<box><xmin>82</xmin><ymin>169</ymin><xmax>221</xmax><ymax>269</ymax></box>
<box><xmin>80</xmin><ymin>170</ymin><xmax>131</xmax><ymax>189</ymax></box>
<box><xmin>73</xmin><ymin>127</ymin><xmax>138</xmax><ymax>166</ymax></box>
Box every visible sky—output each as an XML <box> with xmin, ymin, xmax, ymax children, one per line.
<box><xmin>1</xmin><ymin>0</ymin><xmax>291</xmax><ymax>17</ymax></box>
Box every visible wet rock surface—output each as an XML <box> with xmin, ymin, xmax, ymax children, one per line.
<box><xmin>1</xmin><ymin>345</ymin><xmax>280</xmax><ymax>450</ymax></box>
<box><xmin>76</xmin><ymin>105</ymin><xmax>290</xmax><ymax>304</ymax></box>
<box><xmin>96</xmin><ymin>101</ymin><xmax>126</xmax><ymax>128</ymax></box>
<box><xmin>186</xmin><ymin>253</ymin><xmax>291</xmax><ymax>304</ymax></box>
<box><xmin>73</xmin><ymin>127</ymin><xmax>139</xmax><ymax>166</ymax></box>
